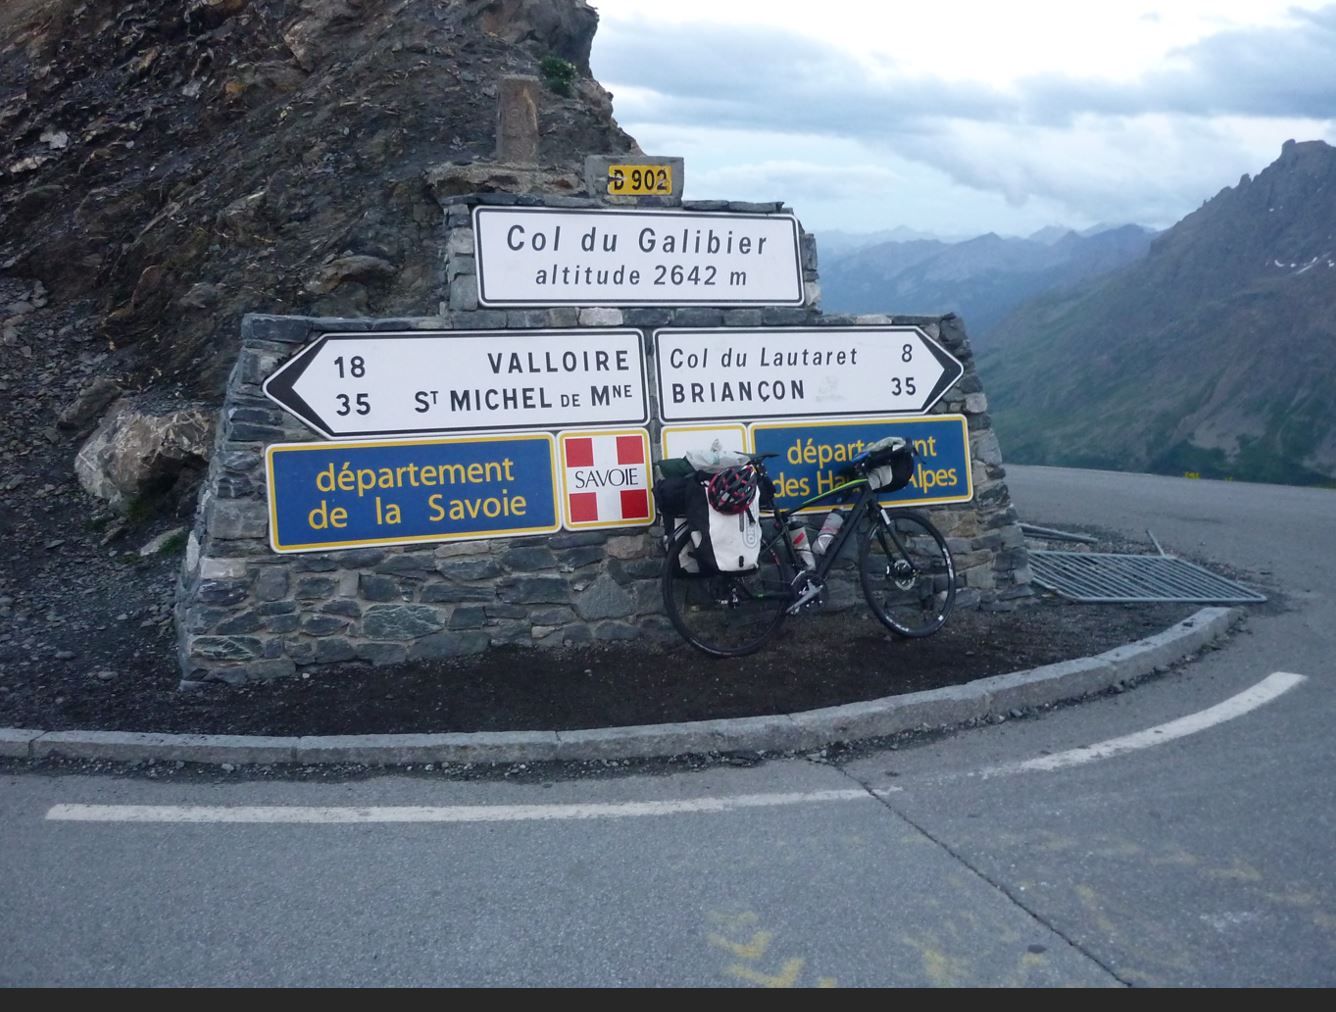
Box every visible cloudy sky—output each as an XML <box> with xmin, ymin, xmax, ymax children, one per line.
<box><xmin>589</xmin><ymin>1</ymin><xmax>1336</xmax><ymax>238</ymax></box>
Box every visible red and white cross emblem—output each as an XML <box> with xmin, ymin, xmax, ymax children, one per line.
<box><xmin>559</xmin><ymin>429</ymin><xmax>654</xmax><ymax>530</ymax></box>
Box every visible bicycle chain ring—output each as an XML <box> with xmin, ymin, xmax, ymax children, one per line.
<box><xmin>892</xmin><ymin>558</ymin><xmax>916</xmax><ymax>591</ymax></box>
<box><xmin>789</xmin><ymin>571</ymin><xmax>827</xmax><ymax>611</ymax></box>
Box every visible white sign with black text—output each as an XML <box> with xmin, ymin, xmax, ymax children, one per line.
<box><xmin>263</xmin><ymin>330</ymin><xmax>649</xmax><ymax>439</ymax></box>
<box><xmin>654</xmin><ymin>326</ymin><xmax>965</xmax><ymax>423</ymax></box>
<box><xmin>472</xmin><ymin>206</ymin><xmax>805</xmax><ymax>306</ymax></box>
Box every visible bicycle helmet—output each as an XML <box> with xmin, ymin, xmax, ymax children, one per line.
<box><xmin>706</xmin><ymin>464</ymin><xmax>759</xmax><ymax>515</ymax></box>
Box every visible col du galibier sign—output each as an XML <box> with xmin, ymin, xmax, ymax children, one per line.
<box><xmin>472</xmin><ymin>207</ymin><xmax>804</xmax><ymax>307</ymax></box>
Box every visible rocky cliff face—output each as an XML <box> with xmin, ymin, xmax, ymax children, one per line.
<box><xmin>0</xmin><ymin>0</ymin><xmax>636</xmax><ymax>685</ymax></box>
<box><xmin>1</xmin><ymin>0</ymin><xmax>634</xmax><ymax>395</ymax></box>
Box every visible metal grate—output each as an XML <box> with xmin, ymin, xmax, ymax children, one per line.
<box><xmin>1029</xmin><ymin>551</ymin><xmax>1267</xmax><ymax>604</ymax></box>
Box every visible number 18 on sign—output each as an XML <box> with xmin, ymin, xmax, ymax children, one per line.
<box><xmin>263</xmin><ymin>329</ymin><xmax>649</xmax><ymax>439</ymax></box>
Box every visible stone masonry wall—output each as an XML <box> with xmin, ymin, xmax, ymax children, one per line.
<box><xmin>175</xmin><ymin>191</ymin><xmax>1031</xmax><ymax>686</ymax></box>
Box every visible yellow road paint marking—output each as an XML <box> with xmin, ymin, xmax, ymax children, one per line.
<box><xmin>727</xmin><ymin>957</ymin><xmax>804</xmax><ymax>988</ymax></box>
<box><xmin>707</xmin><ymin>930</ymin><xmax>772</xmax><ymax>960</ymax></box>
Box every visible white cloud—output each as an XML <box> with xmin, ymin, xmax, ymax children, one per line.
<box><xmin>590</xmin><ymin>1</ymin><xmax>1336</xmax><ymax>234</ymax></box>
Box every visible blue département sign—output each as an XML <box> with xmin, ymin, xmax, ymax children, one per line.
<box><xmin>750</xmin><ymin>415</ymin><xmax>973</xmax><ymax>513</ymax></box>
<box><xmin>265</xmin><ymin>433</ymin><xmax>560</xmax><ymax>553</ymax></box>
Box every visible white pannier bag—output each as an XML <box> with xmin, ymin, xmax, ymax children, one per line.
<box><xmin>706</xmin><ymin>500</ymin><xmax>762</xmax><ymax>572</ymax></box>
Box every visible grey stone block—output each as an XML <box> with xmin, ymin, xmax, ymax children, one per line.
<box><xmin>501</xmin><ymin>546</ymin><xmax>557</xmax><ymax>572</ymax></box>
<box><xmin>362</xmin><ymin>604</ymin><xmax>445</xmax><ymax>639</ymax></box>
<box><xmin>434</xmin><ymin>541</ymin><xmax>491</xmax><ymax>559</ymax></box>
<box><xmin>528</xmin><ymin>606</ymin><xmax>576</xmax><ymax>625</ymax></box>
<box><xmin>448</xmin><ymin>605</ymin><xmax>488</xmax><ymax>630</ymax></box>
<box><xmin>408</xmin><ymin>628</ymin><xmax>494</xmax><ymax>660</ymax></box>
<box><xmin>547</xmin><ymin>531</ymin><xmax>608</xmax><ymax>548</ymax></box>
<box><xmin>337</xmin><ymin>549</ymin><xmax>389</xmax><ymax>568</ymax></box>
<box><xmin>722</xmin><ymin>309</ymin><xmax>763</xmax><ymax>326</ymax></box>
<box><xmin>449</xmin><ymin>274</ymin><xmax>478</xmax><ymax>311</ymax></box>
<box><xmin>302</xmin><ymin>614</ymin><xmax>350</xmax><ymax>637</ymax></box>
<box><xmin>593</xmin><ymin>621</ymin><xmax>639</xmax><ymax>641</ymax></box>
<box><xmin>376</xmin><ymin>554</ymin><xmax>437</xmax><ymax>575</ymax></box>
<box><xmin>264</xmin><ymin>614</ymin><xmax>300</xmax><ymax>634</ymax></box>
<box><xmin>622</xmin><ymin>308</ymin><xmax>672</xmax><ymax>328</ymax></box>
<box><xmin>322</xmin><ymin>599</ymin><xmax>362</xmax><ymax>618</ymax></box>
<box><xmin>499</xmin><ymin>576</ymin><xmax>570</xmax><ymax>604</ymax></box>
<box><xmin>762</xmin><ymin>307</ymin><xmax>811</xmax><ymax>325</ymax></box>
<box><xmin>190</xmin><ymin>636</ymin><xmax>263</xmax><ymax>661</ymax></box>
<box><xmin>228</xmin><ymin>422</ymin><xmax>285</xmax><ymax>443</ymax></box>
<box><xmin>554</xmin><ymin>716</ymin><xmax>803</xmax><ymax>761</ymax></box>
<box><xmin>215</xmin><ymin>612</ymin><xmax>263</xmax><ymax>635</ymax></box>
<box><xmin>360</xmin><ymin>574</ymin><xmax>402</xmax><ymax>602</ymax></box>
<box><xmin>228</xmin><ymin>406</ymin><xmax>284</xmax><ymax>427</ymax></box>
<box><xmin>182</xmin><ymin>606</ymin><xmax>232</xmax><ymax>634</ymax></box>
<box><xmin>575</xmin><ymin>575</ymin><xmax>634</xmax><ymax>620</ymax></box>
<box><xmin>253</xmin><ymin>568</ymin><xmax>289</xmax><ymax>602</ymax></box>
<box><xmin>562</xmin><ymin>623</ymin><xmax>593</xmax><ymax>644</ymax></box>
<box><xmin>788</xmin><ymin>684</ymin><xmax>991</xmax><ymax>748</ymax></box>
<box><xmin>608</xmin><ymin>557</ymin><xmax>659</xmax><ymax>582</ymax></box>
<box><xmin>488</xmin><ymin>623</ymin><xmax>532</xmax><ymax>646</ymax></box>
<box><xmin>557</xmin><ymin>545</ymin><xmax>605</xmax><ymax>570</ymax></box>
<box><xmin>671</xmin><ymin>307</ymin><xmax>725</xmax><ymax>328</ymax></box>
<box><xmin>294</xmin><ymin>731</ymin><xmax>561</xmax><ymax>765</ymax></box>
<box><xmin>294</xmin><ymin>556</ymin><xmax>339</xmax><ymax>572</ymax></box>
<box><xmin>579</xmin><ymin>307</ymin><xmax>624</xmax><ymax>327</ymax></box>
<box><xmin>242</xmin><ymin>314</ymin><xmax>313</xmax><ymax>345</ymax></box>
<box><xmin>436</xmin><ymin>558</ymin><xmax>503</xmax><ymax>581</ymax></box>
<box><xmin>506</xmin><ymin>310</ymin><xmax>549</xmax><ymax>328</ymax></box>
<box><xmin>355</xmin><ymin>642</ymin><xmax>408</xmax><ymax>666</ymax></box>
<box><xmin>196</xmin><ymin>580</ymin><xmax>248</xmax><ymax>606</ymax></box>
<box><xmin>254</xmin><ymin>600</ymin><xmax>298</xmax><ymax>616</ymax></box>
<box><xmin>420</xmin><ymin>583</ymin><xmax>493</xmax><ymax>604</ymax></box>
<box><xmin>33</xmin><ymin>731</ymin><xmax>299</xmax><ymax>764</ymax></box>
<box><xmin>0</xmin><ymin>728</ymin><xmax>42</xmax><ymax>759</ymax></box>
<box><xmin>245</xmin><ymin>659</ymin><xmax>294</xmax><ymax>686</ymax></box>
<box><xmin>314</xmin><ymin>638</ymin><xmax>357</xmax><ymax>665</ymax></box>
<box><xmin>973</xmin><ymin>657</ymin><xmax>1114</xmax><ymax>712</ymax></box>
<box><xmin>468</xmin><ymin>310</ymin><xmax>509</xmax><ymax>329</ymax></box>
<box><xmin>215</xmin><ymin>475</ymin><xmax>256</xmax><ymax>498</ymax></box>
<box><xmin>295</xmin><ymin>577</ymin><xmax>337</xmax><ymax>600</ymax></box>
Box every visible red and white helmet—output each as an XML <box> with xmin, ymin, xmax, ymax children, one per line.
<box><xmin>706</xmin><ymin>464</ymin><xmax>759</xmax><ymax>514</ymax></box>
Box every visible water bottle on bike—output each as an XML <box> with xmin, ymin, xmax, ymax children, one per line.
<box><xmin>813</xmin><ymin>510</ymin><xmax>844</xmax><ymax>555</ymax></box>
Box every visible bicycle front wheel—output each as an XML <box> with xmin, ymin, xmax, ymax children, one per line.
<box><xmin>662</xmin><ymin>526</ymin><xmax>792</xmax><ymax>657</ymax></box>
<box><xmin>859</xmin><ymin>510</ymin><xmax>956</xmax><ymax>637</ymax></box>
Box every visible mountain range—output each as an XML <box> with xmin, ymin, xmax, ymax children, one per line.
<box><xmin>819</xmin><ymin>224</ymin><xmax>1156</xmax><ymax>344</ymax></box>
<box><xmin>979</xmin><ymin>139</ymin><xmax>1336</xmax><ymax>486</ymax></box>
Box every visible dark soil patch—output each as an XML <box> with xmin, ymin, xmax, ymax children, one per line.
<box><xmin>2</xmin><ymin>597</ymin><xmax>1195</xmax><ymax>735</ymax></box>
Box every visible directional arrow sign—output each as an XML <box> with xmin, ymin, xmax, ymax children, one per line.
<box><xmin>653</xmin><ymin>326</ymin><xmax>965</xmax><ymax>423</ymax></box>
<box><xmin>262</xmin><ymin>329</ymin><xmax>649</xmax><ymax>439</ymax></box>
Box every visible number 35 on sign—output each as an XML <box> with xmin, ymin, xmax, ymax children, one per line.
<box><xmin>608</xmin><ymin>164</ymin><xmax>671</xmax><ymax>196</ymax></box>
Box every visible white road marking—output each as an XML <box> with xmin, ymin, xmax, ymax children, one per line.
<box><xmin>981</xmin><ymin>671</ymin><xmax>1306</xmax><ymax>777</ymax></box>
<box><xmin>38</xmin><ymin>674</ymin><xmax>1309</xmax><ymax>825</ymax></box>
<box><xmin>45</xmin><ymin>787</ymin><xmax>895</xmax><ymax>825</ymax></box>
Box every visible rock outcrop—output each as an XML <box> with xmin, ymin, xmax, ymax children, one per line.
<box><xmin>74</xmin><ymin>398</ymin><xmax>215</xmax><ymax>513</ymax></box>
<box><xmin>0</xmin><ymin>0</ymin><xmax>634</xmax><ymax>397</ymax></box>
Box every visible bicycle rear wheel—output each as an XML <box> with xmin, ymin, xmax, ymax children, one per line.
<box><xmin>859</xmin><ymin>510</ymin><xmax>956</xmax><ymax>637</ymax></box>
<box><xmin>662</xmin><ymin>526</ymin><xmax>791</xmax><ymax>657</ymax></box>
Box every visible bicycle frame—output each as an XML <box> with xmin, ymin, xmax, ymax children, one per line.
<box><xmin>762</xmin><ymin>475</ymin><xmax>898</xmax><ymax>602</ymax></box>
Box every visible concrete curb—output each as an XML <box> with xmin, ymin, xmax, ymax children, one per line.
<box><xmin>2</xmin><ymin>606</ymin><xmax>1243</xmax><ymax>767</ymax></box>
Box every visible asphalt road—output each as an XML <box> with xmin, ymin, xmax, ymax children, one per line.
<box><xmin>2</xmin><ymin>466</ymin><xmax>1332</xmax><ymax>986</ymax></box>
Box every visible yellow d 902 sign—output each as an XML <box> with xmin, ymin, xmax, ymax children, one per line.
<box><xmin>608</xmin><ymin>164</ymin><xmax>672</xmax><ymax>195</ymax></box>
